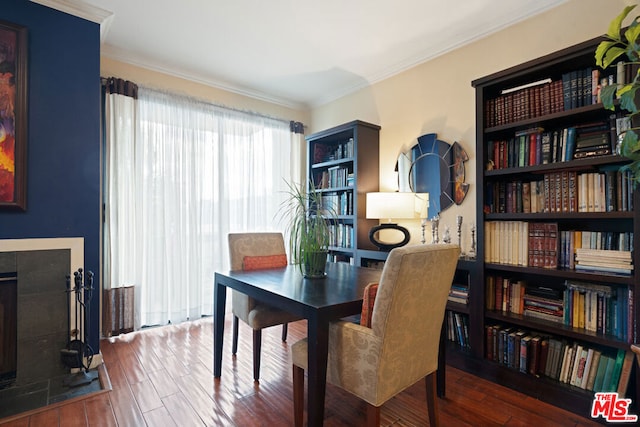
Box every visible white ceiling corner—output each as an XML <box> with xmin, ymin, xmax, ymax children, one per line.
<box><xmin>30</xmin><ymin>0</ymin><xmax>113</xmax><ymax>42</ymax></box>
<box><xmin>31</xmin><ymin>0</ymin><xmax>569</xmax><ymax>109</ymax></box>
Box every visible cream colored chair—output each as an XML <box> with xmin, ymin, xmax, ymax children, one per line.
<box><xmin>292</xmin><ymin>243</ymin><xmax>460</xmax><ymax>426</ymax></box>
<box><xmin>228</xmin><ymin>232</ymin><xmax>303</xmax><ymax>381</ymax></box>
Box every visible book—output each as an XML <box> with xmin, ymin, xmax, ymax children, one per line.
<box><xmin>615</xmin><ymin>116</ymin><xmax>631</xmax><ymax>153</ymax></box>
<box><xmin>574</xmin><ymin>265</ymin><xmax>632</xmax><ymax>276</ymax></box>
<box><xmin>564</xmin><ymin>127</ymin><xmax>576</xmax><ymax>161</ymax></box>
<box><xmin>585</xmin><ymin>350</ymin><xmax>602</xmax><ymax>390</ymax></box>
<box><xmin>575</xmin><ymin>132</ymin><xmax>609</xmax><ymax>149</ymax></box>
<box><xmin>601</xmin><ymin>355</ymin><xmax>616</xmax><ymax>392</ymax></box>
<box><xmin>519</xmin><ymin>335</ymin><xmax>531</xmax><ymax>373</ymax></box>
<box><xmin>575</xmin><ymin>248</ymin><xmax>632</xmax><ymax>259</ymax></box>
<box><xmin>522</xmin><ymin>182</ymin><xmax>531</xmax><ymax>213</ymax></box>
<box><xmin>570</xmin><ymin>346</ymin><xmax>587</xmax><ymax>387</ymax></box>
<box><xmin>538</xmin><ymin>338</ymin><xmax>550</xmax><ymax>376</ymax></box>
<box><xmin>454</xmin><ymin>313</ymin><xmax>465</xmax><ymax>347</ymax></box>
<box><xmin>501</xmin><ymin>78</ymin><xmax>553</xmax><ymax>95</ymax></box>
<box><xmin>607</xmin><ymin>349</ymin><xmax>626</xmax><ymax>392</ymax></box>
<box><xmin>593</xmin><ymin>355</ymin><xmax>611</xmax><ymax>392</ymax></box>
<box><xmin>543</xmin><ymin>338</ymin><xmax>557</xmax><ymax>377</ymax></box>
<box><xmin>541</xmin><ymin>132</ymin><xmax>552</xmax><ymax>164</ymax></box>
<box><xmin>529</xmin><ymin>336</ymin><xmax>542</xmax><ymax>376</ymax></box>
<box><xmin>580</xmin><ymin>348</ymin><xmax>594</xmax><ymax>389</ymax></box>
<box><xmin>560</xmin><ymin>344</ymin><xmax>575</xmax><ymax>383</ymax></box>
<box><xmin>574</xmin><ymin>258</ymin><xmax>633</xmax><ymax>269</ymax></box>
<box><xmin>616</xmin><ymin>350</ymin><xmax>635</xmax><ymax>396</ymax></box>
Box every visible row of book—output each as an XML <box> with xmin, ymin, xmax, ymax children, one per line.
<box><xmin>485</xmin><ymin>180</ymin><xmax>544</xmax><ymax>214</ymax></box>
<box><xmin>485</xmin><ymin>275</ymin><xmax>529</xmax><ymax>315</ymax></box>
<box><xmin>320</xmin><ymin>192</ymin><xmax>353</xmax><ymax>216</ymax></box>
<box><xmin>486</xmin><ymin>276</ymin><xmax>634</xmax><ymax>341</ymax></box>
<box><xmin>313</xmin><ymin>166</ymin><xmax>354</xmax><ymax>189</ymax></box>
<box><xmin>564</xmin><ymin>280</ymin><xmax>633</xmax><ymax>341</ymax></box>
<box><xmin>446</xmin><ymin>311</ymin><xmax>470</xmax><ymax>349</ymax></box>
<box><xmin>574</xmin><ymin>170</ymin><xmax>634</xmax><ymax>213</ymax></box>
<box><xmin>558</xmin><ymin>231</ymin><xmax>634</xmax><ymax>271</ymax></box>
<box><xmin>484</xmin><ymin>169</ymin><xmax>635</xmax><ymax>215</ymax></box>
<box><xmin>487</xmin><ymin>125</ymin><xmax>613</xmax><ymax>171</ymax></box>
<box><xmin>312</xmin><ymin>138</ymin><xmax>354</xmax><ymax>164</ymax></box>
<box><xmin>486</xmin><ymin>324</ymin><xmax>635</xmax><ymax>395</ymax></box>
<box><xmin>484</xmin><ymin>66</ymin><xmax>619</xmax><ymax>128</ymax></box>
<box><xmin>486</xmin><ymin>278</ymin><xmax>568</xmax><ymax>325</ymax></box>
<box><xmin>327</xmin><ymin>223</ymin><xmax>353</xmax><ymax>249</ymax></box>
<box><xmin>575</xmin><ymin>248</ymin><xmax>633</xmax><ymax>276</ymax></box>
<box><xmin>448</xmin><ymin>283</ymin><xmax>469</xmax><ymax>305</ymax></box>
<box><xmin>485</xmin><ymin>221</ymin><xmax>634</xmax><ymax>274</ymax></box>
<box><xmin>561</xmin><ymin>67</ymin><xmax>598</xmax><ymax>110</ymax></box>
<box><xmin>485</xmin><ymin>79</ymin><xmax>564</xmax><ymax>128</ymax></box>
<box><xmin>484</xmin><ymin>221</ymin><xmax>558</xmax><ymax>268</ymax></box>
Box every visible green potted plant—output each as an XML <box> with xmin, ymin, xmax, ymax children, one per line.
<box><xmin>595</xmin><ymin>4</ymin><xmax>640</xmax><ymax>184</ymax></box>
<box><xmin>280</xmin><ymin>180</ymin><xmax>337</xmax><ymax>278</ymax></box>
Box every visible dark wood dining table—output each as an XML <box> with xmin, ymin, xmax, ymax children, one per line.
<box><xmin>214</xmin><ymin>262</ymin><xmax>381</xmax><ymax>426</ymax></box>
<box><xmin>213</xmin><ymin>261</ymin><xmax>448</xmax><ymax>426</ymax></box>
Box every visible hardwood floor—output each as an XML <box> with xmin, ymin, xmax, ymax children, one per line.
<box><xmin>0</xmin><ymin>316</ymin><xmax>604</xmax><ymax>426</ymax></box>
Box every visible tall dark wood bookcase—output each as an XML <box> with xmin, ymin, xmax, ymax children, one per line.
<box><xmin>306</xmin><ymin>120</ymin><xmax>380</xmax><ymax>263</ymax></box>
<box><xmin>461</xmin><ymin>35</ymin><xmax>640</xmax><ymax>418</ymax></box>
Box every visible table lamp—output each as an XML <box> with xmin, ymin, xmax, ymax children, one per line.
<box><xmin>366</xmin><ymin>192</ymin><xmax>416</xmax><ymax>251</ymax></box>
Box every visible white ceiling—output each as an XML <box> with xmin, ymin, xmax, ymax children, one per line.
<box><xmin>36</xmin><ymin>0</ymin><xmax>567</xmax><ymax>109</ymax></box>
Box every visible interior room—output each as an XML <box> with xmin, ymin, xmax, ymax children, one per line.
<box><xmin>1</xmin><ymin>0</ymin><xmax>639</xmax><ymax>425</ymax></box>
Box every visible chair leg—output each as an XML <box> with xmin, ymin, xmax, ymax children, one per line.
<box><xmin>282</xmin><ymin>323</ymin><xmax>288</xmax><ymax>342</ymax></box>
<box><xmin>232</xmin><ymin>315</ymin><xmax>239</xmax><ymax>355</ymax></box>
<box><xmin>253</xmin><ymin>329</ymin><xmax>262</xmax><ymax>381</ymax></box>
<box><xmin>293</xmin><ymin>365</ymin><xmax>304</xmax><ymax>427</ymax></box>
<box><xmin>365</xmin><ymin>403</ymin><xmax>380</xmax><ymax>427</ymax></box>
<box><xmin>425</xmin><ymin>372</ymin><xmax>440</xmax><ymax>427</ymax></box>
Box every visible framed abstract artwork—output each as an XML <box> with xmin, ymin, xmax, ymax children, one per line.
<box><xmin>0</xmin><ymin>20</ymin><xmax>27</xmax><ymax>211</ymax></box>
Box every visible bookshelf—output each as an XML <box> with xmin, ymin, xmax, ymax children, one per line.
<box><xmin>306</xmin><ymin>120</ymin><xmax>380</xmax><ymax>263</ymax></box>
<box><xmin>468</xmin><ymin>35</ymin><xmax>640</xmax><ymax>418</ymax></box>
<box><xmin>445</xmin><ymin>259</ymin><xmax>477</xmax><ymax>352</ymax></box>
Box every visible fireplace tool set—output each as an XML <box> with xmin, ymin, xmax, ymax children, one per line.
<box><xmin>61</xmin><ymin>268</ymin><xmax>98</xmax><ymax>387</ymax></box>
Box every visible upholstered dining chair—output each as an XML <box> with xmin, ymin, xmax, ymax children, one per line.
<box><xmin>228</xmin><ymin>232</ymin><xmax>303</xmax><ymax>381</ymax></box>
<box><xmin>292</xmin><ymin>243</ymin><xmax>460</xmax><ymax>427</ymax></box>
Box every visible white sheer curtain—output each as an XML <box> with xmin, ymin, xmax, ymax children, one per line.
<box><xmin>103</xmin><ymin>78</ymin><xmax>138</xmax><ymax>334</ymax></box>
<box><xmin>105</xmin><ymin>86</ymin><xmax>301</xmax><ymax>328</ymax></box>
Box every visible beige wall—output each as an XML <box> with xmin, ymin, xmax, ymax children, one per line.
<box><xmin>101</xmin><ymin>0</ymin><xmax>631</xmax><ymax>251</ymax></box>
<box><xmin>100</xmin><ymin>57</ymin><xmax>310</xmax><ymax>125</ymax></box>
<box><xmin>308</xmin><ymin>0</ymin><xmax>632</xmax><ymax>249</ymax></box>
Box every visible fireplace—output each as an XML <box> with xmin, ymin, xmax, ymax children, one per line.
<box><xmin>0</xmin><ymin>274</ymin><xmax>17</xmax><ymax>386</ymax></box>
<box><xmin>0</xmin><ymin>238</ymin><xmax>106</xmax><ymax>418</ymax></box>
<box><xmin>0</xmin><ymin>248</ymin><xmax>71</xmax><ymax>387</ymax></box>
<box><xmin>0</xmin><ymin>239</ymin><xmax>85</xmax><ymax>385</ymax></box>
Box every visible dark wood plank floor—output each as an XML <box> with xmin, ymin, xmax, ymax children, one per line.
<box><xmin>0</xmin><ymin>316</ymin><xmax>603</xmax><ymax>426</ymax></box>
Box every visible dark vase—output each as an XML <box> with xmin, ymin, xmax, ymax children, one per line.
<box><xmin>302</xmin><ymin>250</ymin><xmax>328</xmax><ymax>278</ymax></box>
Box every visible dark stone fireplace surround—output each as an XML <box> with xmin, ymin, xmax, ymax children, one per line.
<box><xmin>0</xmin><ymin>249</ymin><xmax>70</xmax><ymax>387</ymax></box>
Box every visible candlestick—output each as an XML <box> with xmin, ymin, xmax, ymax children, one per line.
<box><xmin>468</xmin><ymin>223</ymin><xmax>476</xmax><ymax>259</ymax></box>
<box><xmin>456</xmin><ymin>215</ymin><xmax>465</xmax><ymax>257</ymax></box>
<box><xmin>431</xmin><ymin>215</ymin><xmax>439</xmax><ymax>244</ymax></box>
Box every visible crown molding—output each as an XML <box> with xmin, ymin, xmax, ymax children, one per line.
<box><xmin>30</xmin><ymin>0</ymin><xmax>114</xmax><ymax>42</ymax></box>
<box><xmin>100</xmin><ymin>45</ymin><xmax>308</xmax><ymax>111</ymax></box>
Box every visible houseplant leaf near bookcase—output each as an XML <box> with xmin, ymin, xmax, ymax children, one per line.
<box><xmin>595</xmin><ymin>4</ymin><xmax>640</xmax><ymax>184</ymax></box>
<box><xmin>279</xmin><ymin>180</ymin><xmax>337</xmax><ymax>278</ymax></box>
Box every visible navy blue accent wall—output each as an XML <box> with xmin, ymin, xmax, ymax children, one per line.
<box><xmin>1</xmin><ymin>1</ymin><xmax>101</xmax><ymax>352</ymax></box>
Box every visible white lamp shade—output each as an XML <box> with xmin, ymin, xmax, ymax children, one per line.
<box><xmin>366</xmin><ymin>192</ymin><xmax>417</xmax><ymax>220</ymax></box>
